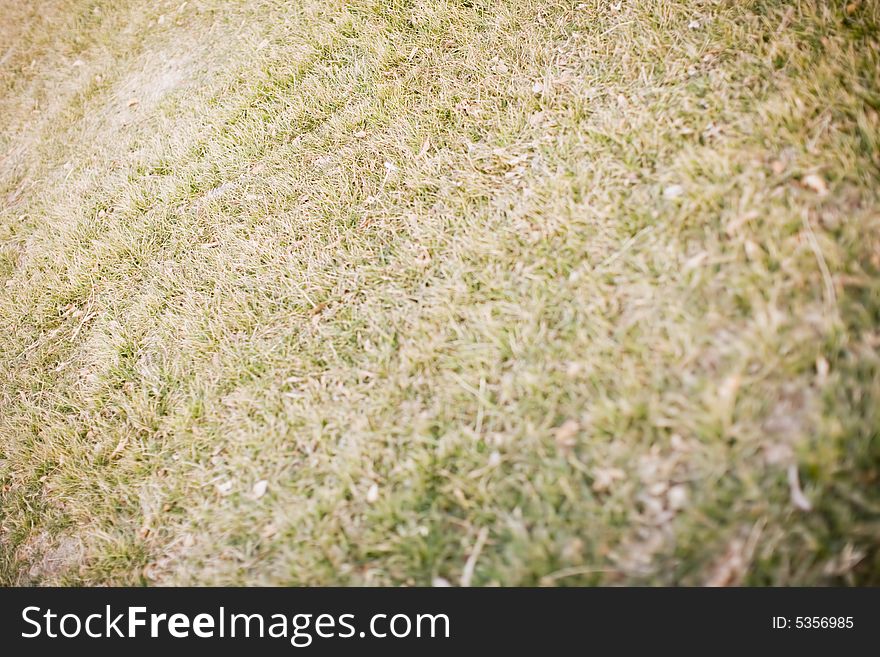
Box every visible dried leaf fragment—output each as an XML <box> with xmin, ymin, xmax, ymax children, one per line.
<box><xmin>802</xmin><ymin>173</ymin><xmax>828</xmax><ymax>196</ymax></box>
<box><xmin>667</xmin><ymin>484</ymin><xmax>689</xmax><ymax>511</ymax></box>
<box><xmin>253</xmin><ymin>479</ymin><xmax>269</xmax><ymax>499</ymax></box>
<box><xmin>705</xmin><ymin>538</ymin><xmax>747</xmax><ymax>587</ymax></box>
<box><xmin>663</xmin><ymin>184</ymin><xmax>684</xmax><ymax>199</ymax></box>
<box><xmin>554</xmin><ymin>419</ymin><xmax>580</xmax><ymax>450</ymax></box>
<box><xmin>592</xmin><ymin>467</ymin><xmax>625</xmax><ymax>493</ymax></box>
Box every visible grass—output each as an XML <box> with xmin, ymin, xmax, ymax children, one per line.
<box><xmin>0</xmin><ymin>0</ymin><xmax>878</xmax><ymax>586</ymax></box>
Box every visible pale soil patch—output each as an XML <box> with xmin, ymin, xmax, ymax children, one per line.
<box><xmin>106</xmin><ymin>49</ymin><xmax>197</xmax><ymax>131</ymax></box>
<box><xmin>14</xmin><ymin>531</ymin><xmax>83</xmax><ymax>585</ymax></box>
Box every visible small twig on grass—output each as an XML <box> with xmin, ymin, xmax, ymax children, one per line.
<box><xmin>460</xmin><ymin>527</ymin><xmax>489</xmax><ymax>587</ymax></box>
<box><xmin>801</xmin><ymin>210</ymin><xmax>837</xmax><ymax>309</ymax></box>
<box><xmin>595</xmin><ymin>225</ymin><xmax>654</xmax><ymax>272</ymax></box>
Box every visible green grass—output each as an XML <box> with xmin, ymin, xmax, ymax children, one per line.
<box><xmin>1</xmin><ymin>0</ymin><xmax>878</xmax><ymax>586</ymax></box>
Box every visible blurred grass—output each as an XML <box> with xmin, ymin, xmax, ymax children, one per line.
<box><xmin>0</xmin><ymin>0</ymin><xmax>878</xmax><ymax>585</ymax></box>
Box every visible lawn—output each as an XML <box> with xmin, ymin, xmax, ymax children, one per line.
<box><xmin>1</xmin><ymin>0</ymin><xmax>878</xmax><ymax>585</ymax></box>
